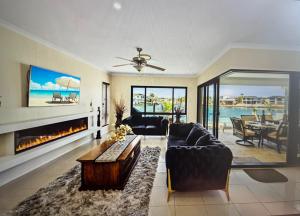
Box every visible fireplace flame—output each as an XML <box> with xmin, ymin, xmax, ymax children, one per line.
<box><xmin>16</xmin><ymin>124</ymin><xmax>87</xmax><ymax>152</ymax></box>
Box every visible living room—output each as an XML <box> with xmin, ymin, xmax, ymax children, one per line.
<box><xmin>1</xmin><ymin>1</ymin><xmax>300</xmax><ymax>216</ymax></box>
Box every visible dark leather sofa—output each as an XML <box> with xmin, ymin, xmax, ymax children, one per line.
<box><xmin>122</xmin><ymin>109</ymin><xmax>169</xmax><ymax>136</ymax></box>
<box><xmin>166</xmin><ymin>123</ymin><xmax>233</xmax><ymax>200</ymax></box>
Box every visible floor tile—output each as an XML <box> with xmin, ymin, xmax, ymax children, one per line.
<box><xmin>269</xmin><ymin>181</ymin><xmax>300</xmax><ymax>201</ymax></box>
<box><xmin>247</xmin><ymin>183</ymin><xmax>284</xmax><ymax>202</ymax></box>
<box><xmin>175</xmin><ymin>191</ymin><xmax>204</xmax><ymax>206</ymax></box>
<box><xmin>205</xmin><ymin>204</ymin><xmax>239</xmax><ymax>216</ymax></box>
<box><xmin>235</xmin><ymin>203</ymin><xmax>270</xmax><ymax>216</ymax></box>
<box><xmin>153</xmin><ymin>173</ymin><xmax>167</xmax><ymax>187</ymax></box>
<box><xmin>263</xmin><ymin>202</ymin><xmax>300</xmax><ymax>215</ymax></box>
<box><xmin>148</xmin><ymin>206</ymin><xmax>175</xmax><ymax>216</ymax></box>
<box><xmin>201</xmin><ymin>190</ymin><xmax>230</xmax><ymax>204</ymax></box>
<box><xmin>229</xmin><ymin>185</ymin><xmax>258</xmax><ymax>203</ymax></box>
<box><xmin>157</xmin><ymin>162</ymin><xmax>167</xmax><ymax>173</ymax></box>
<box><xmin>175</xmin><ymin>205</ymin><xmax>207</xmax><ymax>216</ymax></box>
<box><xmin>149</xmin><ymin>186</ymin><xmax>174</xmax><ymax>206</ymax></box>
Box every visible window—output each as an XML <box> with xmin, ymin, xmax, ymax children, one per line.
<box><xmin>102</xmin><ymin>82</ymin><xmax>110</xmax><ymax>126</ymax></box>
<box><xmin>131</xmin><ymin>86</ymin><xmax>187</xmax><ymax>122</ymax></box>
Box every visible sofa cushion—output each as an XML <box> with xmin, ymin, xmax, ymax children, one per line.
<box><xmin>169</xmin><ymin>123</ymin><xmax>194</xmax><ymax>138</ymax></box>
<box><xmin>131</xmin><ymin>125</ymin><xmax>146</xmax><ymax>134</ymax></box>
<box><xmin>195</xmin><ymin>134</ymin><xmax>214</xmax><ymax>146</ymax></box>
<box><xmin>132</xmin><ymin>107</ymin><xmax>142</xmax><ymax>116</ymax></box>
<box><xmin>168</xmin><ymin>135</ymin><xmax>182</xmax><ymax>141</ymax></box>
<box><xmin>146</xmin><ymin>125</ymin><xmax>157</xmax><ymax>129</ymax></box>
<box><xmin>185</xmin><ymin>126</ymin><xmax>204</xmax><ymax>146</ymax></box>
<box><xmin>168</xmin><ymin>139</ymin><xmax>187</xmax><ymax>147</ymax></box>
<box><xmin>145</xmin><ymin>116</ymin><xmax>162</xmax><ymax>127</ymax></box>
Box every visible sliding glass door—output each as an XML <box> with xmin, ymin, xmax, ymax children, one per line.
<box><xmin>197</xmin><ymin>78</ymin><xmax>219</xmax><ymax>137</ymax></box>
<box><xmin>197</xmin><ymin>70</ymin><xmax>299</xmax><ymax>166</ymax></box>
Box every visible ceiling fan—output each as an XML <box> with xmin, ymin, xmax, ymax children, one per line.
<box><xmin>113</xmin><ymin>47</ymin><xmax>166</xmax><ymax>72</ymax></box>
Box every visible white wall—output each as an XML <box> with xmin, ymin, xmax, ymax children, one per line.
<box><xmin>0</xmin><ymin>24</ymin><xmax>110</xmax><ymax>124</ymax></box>
<box><xmin>0</xmin><ymin>24</ymin><xmax>111</xmax><ymax>185</ymax></box>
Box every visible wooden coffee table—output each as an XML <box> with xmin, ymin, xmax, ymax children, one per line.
<box><xmin>77</xmin><ymin>135</ymin><xmax>141</xmax><ymax>190</ymax></box>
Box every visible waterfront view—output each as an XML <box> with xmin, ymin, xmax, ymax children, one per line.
<box><xmin>132</xmin><ymin>86</ymin><xmax>187</xmax><ymax>122</ymax></box>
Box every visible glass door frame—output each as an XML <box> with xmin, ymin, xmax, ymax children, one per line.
<box><xmin>197</xmin><ymin>69</ymin><xmax>300</xmax><ymax>166</ymax></box>
<box><xmin>287</xmin><ymin>73</ymin><xmax>300</xmax><ymax>164</ymax></box>
<box><xmin>197</xmin><ymin>77</ymin><xmax>219</xmax><ymax>138</ymax></box>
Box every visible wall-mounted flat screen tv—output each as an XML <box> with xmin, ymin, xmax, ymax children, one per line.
<box><xmin>28</xmin><ymin>65</ymin><xmax>81</xmax><ymax>107</ymax></box>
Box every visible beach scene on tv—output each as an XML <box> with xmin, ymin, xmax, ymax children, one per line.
<box><xmin>28</xmin><ymin>66</ymin><xmax>81</xmax><ymax>107</ymax></box>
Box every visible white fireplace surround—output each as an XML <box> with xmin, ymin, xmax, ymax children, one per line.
<box><xmin>0</xmin><ymin>112</ymin><xmax>108</xmax><ymax>187</ymax></box>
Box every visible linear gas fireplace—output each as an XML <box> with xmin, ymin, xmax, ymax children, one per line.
<box><xmin>14</xmin><ymin>117</ymin><xmax>88</xmax><ymax>154</ymax></box>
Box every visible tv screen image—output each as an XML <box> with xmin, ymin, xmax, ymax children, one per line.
<box><xmin>28</xmin><ymin>65</ymin><xmax>81</xmax><ymax>107</ymax></box>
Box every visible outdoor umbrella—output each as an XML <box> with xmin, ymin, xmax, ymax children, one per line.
<box><xmin>55</xmin><ymin>76</ymin><xmax>80</xmax><ymax>90</ymax></box>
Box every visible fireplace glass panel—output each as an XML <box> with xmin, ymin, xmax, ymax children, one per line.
<box><xmin>15</xmin><ymin>117</ymin><xmax>88</xmax><ymax>154</ymax></box>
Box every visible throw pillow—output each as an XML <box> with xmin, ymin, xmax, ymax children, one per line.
<box><xmin>195</xmin><ymin>134</ymin><xmax>215</xmax><ymax>146</ymax></box>
<box><xmin>185</xmin><ymin>126</ymin><xmax>203</xmax><ymax>146</ymax></box>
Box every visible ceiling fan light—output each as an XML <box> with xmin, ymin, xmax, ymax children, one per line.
<box><xmin>133</xmin><ymin>64</ymin><xmax>143</xmax><ymax>72</ymax></box>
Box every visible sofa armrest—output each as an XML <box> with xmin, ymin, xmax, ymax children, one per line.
<box><xmin>161</xmin><ymin>119</ymin><xmax>169</xmax><ymax>135</ymax></box>
<box><xmin>166</xmin><ymin>145</ymin><xmax>233</xmax><ymax>190</ymax></box>
<box><xmin>122</xmin><ymin>116</ymin><xmax>133</xmax><ymax>127</ymax></box>
<box><xmin>169</xmin><ymin>123</ymin><xmax>194</xmax><ymax>138</ymax></box>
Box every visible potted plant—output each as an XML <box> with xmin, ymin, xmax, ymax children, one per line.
<box><xmin>113</xmin><ymin>98</ymin><xmax>126</xmax><ymax>129</ymax></box>
<box><xmin>174</xmin><ymin>104</ymin><xmax>184</xmax><ymax>123</ymax></box>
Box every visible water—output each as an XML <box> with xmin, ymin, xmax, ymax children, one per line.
<box><xmin>217</xmin><ymin>106</ymin><xmax>285</xmax><ymax>124</ymax></box>
<box><xmin>134</xmin><ymin>104</ymin><xmax>285</xmax><ymax>125</ymax></box>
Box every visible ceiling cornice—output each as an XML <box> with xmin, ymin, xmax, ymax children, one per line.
<box><xmin>109</xmin><ymin>71</ymin><xmax>197</xmax><ymax>78</ymax></box>
<box><xmin>195</xmin><ymin>42</ymin><xmax>300</xmax><ymax>77</ymax></box>
<box><xmin>0</xmin><ymin>18</ymin><xmax>109</xmax><ymax>75</ymax></box>
<box><xmin>1</xmin><ymin>17</ymin><xmax>300</xmax><ymax>79</ymax></box>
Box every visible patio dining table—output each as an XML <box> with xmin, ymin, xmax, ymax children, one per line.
<box><xmin>245</xmin><ymin>121</ymin><xmax>278</xmax><ymax>147</ymax></box>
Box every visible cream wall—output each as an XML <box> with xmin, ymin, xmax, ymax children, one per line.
<box><xmin>197</xmin><ymin>48</ymin><xmax>300</xmax><ymax>85</ymax></box>
<box><xmin>0</xmin><ymin>25</ymin><xmax>110</xmax><ymax>124</ymax></box>
<box><xmin>110</xmin><ymin>75</ymin><xmax>197</xmax><ymax>125</ymax></box>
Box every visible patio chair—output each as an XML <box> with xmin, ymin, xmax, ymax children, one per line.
<box><xmin>258</xmin><ymin>114</ymin><xmax>279</xmax><ymax>124</ymax></box>
<box><xmin>265</xmin><ymin>121</ymin><xmax>288</xmax><ymax>153</ymax></box>
<box><xmin>65</xmin><ymin>93</ymin><xmax>78</xmax><ymax>103</ymax></box>
<box><xmin>52</xmin><ymin>92</ymin><xmax>63</xmax><ymax>102</ymax></box>
<box><xmin>230</xmin><ymin>117</ymin><xmax>259</xmax><ymax>146</ymax></box>
<box><xmin>241</xmin><ymin>115</ymin><xmax>258</xmax><ymax>127</ymax></box>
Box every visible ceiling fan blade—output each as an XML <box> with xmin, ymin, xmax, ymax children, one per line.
<box><xmin>145</xmin><ymin>64</ymin><xmax>166</xmax><ymax>71</ymax></box>
<box><xmin>116</xmin><ymin>57</ymin><xmax>134</xmax><ymax>62</ymax></box>
<box><xmin>112</xmin><ymin>63</ymin><xmax>133</xmax><ymax>67</ymax></box>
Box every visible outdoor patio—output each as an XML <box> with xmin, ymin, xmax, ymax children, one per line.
<box><xmin>219</xmin><ymin>129</ymin><xmax>286</xmax><ymax>164</ymax></box>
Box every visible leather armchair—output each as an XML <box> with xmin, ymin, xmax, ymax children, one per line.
<box><xmin>165</xmin><ymin>123</ymin><xmax>233</xmax><ymax>200</ymax></box>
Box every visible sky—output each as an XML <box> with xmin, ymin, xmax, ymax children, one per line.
<box><xmin>220</xmin><ymin>85</ymin><xmax>285</xmax><ymax>97</ymax></box>
<box><xmin>29</xmin><ymin>66</ymin><xmax>80</xmax><ymax>91</ymax></box>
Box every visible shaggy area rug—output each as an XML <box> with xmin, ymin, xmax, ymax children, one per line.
<box><xmin>8</xmin><ymin>146</ymin><xmax>161</xmax><ymax>216</ymax></box>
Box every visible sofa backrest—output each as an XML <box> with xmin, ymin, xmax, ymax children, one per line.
<box><xmin>143</xmin><ymin>116</ymin><xmax>163</xmax><ymax>127</ymax></box>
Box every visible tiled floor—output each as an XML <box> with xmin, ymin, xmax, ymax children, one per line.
<box><xmin>1</xmin><ymin>136</ymin><xmax>300</xmax><ymax>215</ymax></box>
<box><xmin>219</xmin><ymin>130</ymin><xmax>286</xmax><ymax>163</ymax></box>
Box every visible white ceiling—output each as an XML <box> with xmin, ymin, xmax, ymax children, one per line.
<box><xmin>0</xmin><ymin>0</ymin><xmax>299</xmax><ymax>75</ymax></box>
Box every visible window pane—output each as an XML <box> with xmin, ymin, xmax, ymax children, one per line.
<box><xmin>146</xmin><ymin>88</ymin><xmax>173</xmax><ymax>113</ymax></box>
<box><xmin>132</xmin><ymin>87</ymin><xmax>145</xmax><ymax>112</ymax></box>
<box><xmin>173</xmin><ymin>115</ymin><xmax>187</xmax><ymax>123</ymax></box>
<box><xmin>174</xmin><ymin>88</ymin><xmax>186</xmax><ymax>113</ymax></box>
